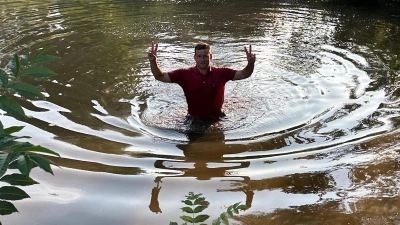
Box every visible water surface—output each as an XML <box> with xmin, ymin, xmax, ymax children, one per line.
<box><xmin>1</xmin><ymin>0</ymin><xmax>400</xmax><ymax>224</ymax></box>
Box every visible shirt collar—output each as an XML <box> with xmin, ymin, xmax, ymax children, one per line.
<box><xmin>194</xmin><ymin>65</ymin><xmax>212</xmax><ymax>75</ymax></box>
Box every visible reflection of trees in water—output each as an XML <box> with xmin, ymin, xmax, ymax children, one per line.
<box><xmin>236</xmin><ymin>135</ymin><xmax>400</xmax><ymax>224</ymax></box>
<box><xmin>349</xmin><ymin>160</ymin><xmax>400</xmax><ymax>197</ymax></box>
<box><xmin>230</xmin><ymin>157</ymin><xmax>400</xmax><ymax>224</ymax></box>
<box><xmin>220</xmin><ymin>172</ymin><xmax>336</xmax><ymax>195</ymax></box>
<box><xmin>235</xmin><ymin>196</ymin><xmax>400</xmax><ymax>225</ymax></box>
<box><xmin>279</xmin><ymin>172</ymin><xmax>335</xmax><ymax>194</ymax></box>
<box><xmin>50</xmin><ymin>156</ymin><xmax>144</xmax><ymax>175</ymax></box>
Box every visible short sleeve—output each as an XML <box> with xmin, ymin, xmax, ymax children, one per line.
<box><xmin>168</xmin><ymin>68</ymin><xmax>190</xmax><ymax>84</ymax></box>
<box><xmin>221</xmin><ymin>67</ymin><xmax>236</xmax><ymax>81</ymax></box>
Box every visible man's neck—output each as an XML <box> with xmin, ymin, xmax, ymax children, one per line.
<box><xmin>197</xmin><ymin>66</ymin><xmax>211</xmax><ymax>75</ymax></box>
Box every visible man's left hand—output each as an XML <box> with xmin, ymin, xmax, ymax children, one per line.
<box><xmin>245</xmin><ymin>45</ymin><xmax>256</xmax><ymax>64</ymax></box>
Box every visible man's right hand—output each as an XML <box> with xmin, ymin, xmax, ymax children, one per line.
<box><xmin>148</xmin><ymin>41</ymin><xmax>171</xmax><ymax>83</ymax></box>
<box><xmin>148</xmin><ymin>41</ymin><xmax>158</xmax><ymax>62</ymax></box>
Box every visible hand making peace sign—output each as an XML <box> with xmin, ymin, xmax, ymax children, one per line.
<box><xmin>148</xmin><ymin>41</ymin><xmax>158</xmax><ymax>62</ymax></box>
<box><xmin>244</xmin><ymin>45</ymin><xmax>256</xmax><ymax>64</ymax></box>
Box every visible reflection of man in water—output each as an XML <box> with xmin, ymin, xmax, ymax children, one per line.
<box><xmin>148</xmin><ymin>41</ymin><xmax>256</xmax><ymax>121</ymax></box>
<box><xmin>149</xmin><ymin>181</ymin><xmax>162</xmax><ymax>214</ymax></box>
<box><xmin>148</xmin><ymin>130</ymin><xmax>255</xmax><ymax>213</ymax></box>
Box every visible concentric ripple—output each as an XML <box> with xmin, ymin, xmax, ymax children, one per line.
<box><xmin>131</xmin><ymin>44</ymin><xmax>387</xmax><ymax>151</ymax></box>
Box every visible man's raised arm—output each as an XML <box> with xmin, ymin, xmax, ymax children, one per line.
<box><xmin>148</xmin><ymin>41</ymin><xmax>171</xmax><ymax>83</ymax></box>
<box><xmin>233</xmin><ymin>45</ymin><xmax>256</xmax><ymax>81</ymax></box>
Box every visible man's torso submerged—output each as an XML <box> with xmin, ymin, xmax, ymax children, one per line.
<box><xmin>169</xmin><ymin>66</ymin><xmax>236</xmax><ymax>120</ymax></box>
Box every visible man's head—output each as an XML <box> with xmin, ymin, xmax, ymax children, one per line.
<box><xmin>194</xmin><ymin>42</ymin><xmax>211</xmax><ymax>53</ymax></box>
<box><xmin>194</xmin><ymin>42</ymin><xmax>212</xmax><ymax>71</ymax></box>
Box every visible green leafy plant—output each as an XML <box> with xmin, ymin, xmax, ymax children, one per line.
<box><xmin>0</xmin><ymin>46</ymin><xmax>60</xmax><ymax>215</ymax></box>
<box><xmin>211</xmin><ymin>201</ymin><xmax>249</xmax><ymax>225</ymax></box>
<box><xmin>170</xmin><ymin>192</ymin><xmax>249</xmax><ymax>225</ymax></box>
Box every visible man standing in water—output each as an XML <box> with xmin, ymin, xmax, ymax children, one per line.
<box><xmin>148</xmin><ymin>41</ymin><xmax>256</xmax><ymax>121</ymax></box>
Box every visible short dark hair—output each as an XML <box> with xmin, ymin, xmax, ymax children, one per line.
<box><xmin>195</xmin><ymin>42</ymin><xmax>211</xmax><ymax>53</ymax></box>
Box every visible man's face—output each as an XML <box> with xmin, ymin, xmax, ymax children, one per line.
<box><xmin>194</xmin><ymin>49</ymin><xmax>212</xmax><ymax>70</ymax></box>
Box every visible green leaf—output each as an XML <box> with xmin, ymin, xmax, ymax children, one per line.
<box><xmin>8</xmin><ymin>160</ymin><xmax>18</xmax><ymax>169</ymax></box>
<box><xmin>16</xmin><ymin>145</ymin><xmax>60</xmax><ymax>157</ymax></box>
<box><xmin>0</xmin><ymin>153</ymin><xmax>12</xmax><ymax>178</ymax></box>
<box><xmin>169</xmin><ymin>222</ymin><xmax>178</xmax><ymax>225</ymax></box>
<box><xmin>212</xmin><ymin>219</ymin><xmax>222</xmax><ymax>225</ymax></box>
<box><xmin>233</xmin><ymin>202</ymin><xmax>247</xmax><ymax>211</ymax></box>
<box><xmin>29</xmin><ymin>155</ymin><xmax>54</xmax><ymax>175</ymax></box>
<box><xmin>8</xmin><ymin>159</ymin><xmax>36</xmax><ymax>170</ymax></box>
<box><xmin>226</xmin><ymin>208</ymin><xmax>234</xmax><ymax>219</ymax></box>
<box><xmin>0</xmin><ymin>200</ymin><xmax>18</xmax><ymax>215</ymax></box>
<box><xmin>8</xmin><ymin>142</ymin><xmax>32</xmax><ymax>161</ymax></box>
<box><xmin>182</xmin><ymin>200</ymin><xmax>193</xmax><ymax>206</ymax></box>
<box><xmin>8</xmin><ymin>54</ymin><xmax>20</xmax><ymax>76</ymax></box>
<box><xmin>180</xmin><ymin>215</ymin><xmax>194</xmax><ymax>223</ymax></box>
<box><xmin>34</xmin><ymin>45</ymin><xmax>56</xmax><ymax>57</ymax></box>
<box><xmin>0</xmin><ymin>96</ymin><xmax>26</xmax><ymax>119</ymax></box>
<box><xmin>0</xmin><ymin>186</ymin><xmax>30</xmax><ymax>200</ymax></box>
<box><xmin>0</xmin><ymin>134</ymin><xmax>26</xmax><ymax>151</ymax></box>
<box><xmin>232</xmin><ymin>207</ymin><xmax>239</xmax><ymax>214</ymax></box>
<box><xmin>29</xmin><ymin>54</ymin><xmax>59</xmax><ymax>65</ymax></box>
<box><xmin>0</xmin><ymin>121</ymin><xmax>3</xmax><ymax>134</ymax></box>
<box><xmin>17</xmin><ymin>155</ymin><xmax>33</xmax><ymax>175</ymax></box>
<box><xmin>187</xmin><ymin>193</ymin><xmax>202</xmax><ymax>200</ymax></box>
<box><xmin>237</xmin><ymin>205</ymin><xmax>249</xmax><ymax>211</ymax></box>
<box><xmin>194</xmin><ymin>197</ymin><xmax>206</xmax><ymax>205</ymax></box>
<box><xmin>8</xmin><ymin>82</ymin><xmax>44</xmax><ymax>99</ymax></box>
<box><xmin>194</xmin><ymin>214</ymin><xmax>210</xmax><ymax>223</ymax></box>
<box><xmin>4</xmin><ymin>126</ymin><xmax>24</xmax><ymax>135</ymax></box>
<box><xmin>0</xmin><ymin>69</ymin><xmax>8</xmax><ymax>87</ymax></box>
<box><xmin>0</xmin><ymin>173</ymin><xmax>38</xmax><ymax>186</ymax></box>
<box><xmin>20</xmin><ymin>66</ymin><xmax>57</xmax><ymax>78</ymax></box>
<box><xmin>220</xmin><ymin>212</ymin><xmax>229</xmax><ymax>225</ymax></box>
<box><xmin>181</xmin><ymin>206</ymin><xmax>194</xmax><ymax>213</ymax></box>
<box><xmin>193</xmin><ymin>205</ymin><xmax>207</xmax><ymax>213</ymax></box>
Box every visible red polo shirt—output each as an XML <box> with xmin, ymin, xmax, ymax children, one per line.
<box><xmin>169</xmin><ymin>66</ymin><xmax>236</xmax><ymax>120</ymax></box>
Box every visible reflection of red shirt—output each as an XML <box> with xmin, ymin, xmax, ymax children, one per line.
<box><xmin>169</xmin><ymin>66</ymin><xmax>236</xmax><ymax>120</ymax></box>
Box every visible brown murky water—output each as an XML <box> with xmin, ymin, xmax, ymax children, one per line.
<box><xmin>1</xmin><ymin>0</ymin><xmax>400</xmax><ymax>224</ymax></box>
